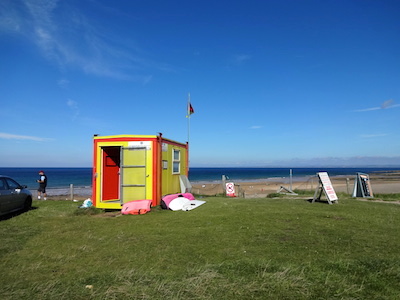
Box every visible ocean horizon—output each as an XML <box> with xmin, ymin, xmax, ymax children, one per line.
<box><xmin>1</xmin><ymin>167</ymin><xmax>398</xmax><ymax>190</ymax></box>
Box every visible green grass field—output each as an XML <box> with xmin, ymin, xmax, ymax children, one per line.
<box><xmin>1</xmin><ymin>195</ymin><xmax>400</xmax><ymax>299</ymax></box>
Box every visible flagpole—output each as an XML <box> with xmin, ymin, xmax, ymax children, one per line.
<box><xmin>187</xmin><ymin>93</ymin><xmax>191</xmax><ymax>173</ymax></box>
<box><xmin>186</xmin><ymin>93</ymin><xmax>194</xmax><ymax>172</ymax></box>
<box><xmin>187</xmin><ymin>92</ymin><xmax>191</xmax><ymax>145</ymax></box>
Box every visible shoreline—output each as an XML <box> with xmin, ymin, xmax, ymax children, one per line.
<box><xmin>32</xmin><ymin>171</ymin><xmax>400</xmax><ymax>198</ymax></box>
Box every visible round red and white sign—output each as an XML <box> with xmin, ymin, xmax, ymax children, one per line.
<box><xmin>225</xmin><ymin>182</ymin><xmax>236</xmax><ymax>197</ymax></box>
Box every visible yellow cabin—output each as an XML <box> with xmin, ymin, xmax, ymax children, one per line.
<box><xmin>92</xmin><ymin>134</ymin><xmax>189</xmax><ymax>209</ymax></box>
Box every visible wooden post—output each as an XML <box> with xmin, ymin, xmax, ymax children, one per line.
<box><xmin>70</xmin><ymin>184</ymin><xmax>74</xmax><ymax>200</ymax></box>
<box><xmin>222</xmin><ymin>175</ymin><xmax>226</xmax><ymax>196</ymax></box>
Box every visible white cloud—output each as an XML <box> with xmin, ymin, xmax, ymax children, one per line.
<box><xmin>381</xmin><ymin>99</ymin><xmax>399</xmax><ymax>109</ymax></box>
<box><xmin>250</xmin><ymin>125</ymin><xmax>263</xmax><ymax>129</ymax></box>
<box><xmin>67</xmin><ymin>99</ymin><xmax>77</xmax><ymax>107</ymax></box>
<box><xmin>233</xmin><ymin>54</ymin><xmax>251</xmax><ymax>64</ymax></box>
<box><xmin>0</xmin><ymin>132</ymin><xmax>51</xmax><ymax>141</ymax></box>
<box><xmin>0</xmin><ymin>1</ymin><xmax>22</xmax><ymax>32</ymax></box>
<box><xmin>355</xmin><ymin>99</ymin><xmax>399</xmax><ymax>112</ymax></box>
<box><xmin>354</xmin><ymin>106</ymin><xmax>381</xmax><ymax>112</ymax></box>
<box><xmin>0</xmin><ymin>0</ymin><xmax>162</xmax><ymax>81</ymax></box>
<box><xmin>67</xmin><ymin>99</ymin><xmax>79</xmax><ymax>120</ymax></box>
<box><xmin>228</xmin><ymin>54</ymin><xmax>251</xmax><ymax>66</ymax></box>
<box><xmin>57</xmin><ymin>78</ymin><xmax>69</xmax><ymax>88</ymax></box>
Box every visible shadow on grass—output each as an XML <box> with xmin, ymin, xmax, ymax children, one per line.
<box><xmin>306</xmin><ymin>198</ymin><xmax>336</xmax><ymax>205</ymax></box>
<box><xmin>0</xmin><ymin>206</ymin><xmax>41</xmax><ymax>260</ymax></box>
<box><xmin>0</xmin><ymin>206</ymin><xmax>38</xmax><ymax>221</ymax></box>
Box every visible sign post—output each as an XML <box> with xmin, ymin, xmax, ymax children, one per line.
<box><xmin>352</xmin><ymin>173</ymin><xmax>373</xmax><ymax>198</ymax></box>
<box><xmin>312</xmin><ymin>172</ymin><xmax>338</xmax><ymax>204</ymax></box>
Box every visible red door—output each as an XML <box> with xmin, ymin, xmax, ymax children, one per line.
<box><xmin>101</xmin><ymin>147</ymin><xmax>120</xmax><ymax>201</ymax></box>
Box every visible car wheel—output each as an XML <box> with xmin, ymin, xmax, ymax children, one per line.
<box><xmin>24</xmin><ymin>196</ymin><xmax>32</xmax><ymax>212</ymax></box>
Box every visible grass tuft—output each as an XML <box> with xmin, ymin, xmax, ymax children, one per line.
<box><xmin>73</xmin><ymin>206</ymin><xmax>105</xmax><ymax>216</ymax></box>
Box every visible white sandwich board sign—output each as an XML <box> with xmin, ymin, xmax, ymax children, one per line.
<box><xmin>352</xmin><ymin>172</ymin><xmax>373</xmax><ymax>198</ymax></box>
<box><xmin>312</xmin><ymin>172</ymin><xmax>338</xmax><ymax>204</ymax></box>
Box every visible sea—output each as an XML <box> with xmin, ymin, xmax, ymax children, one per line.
<box><xmin>0</xmin><ymin>167</ymin><xmax>398</xmax><ymax>196</ymax></box>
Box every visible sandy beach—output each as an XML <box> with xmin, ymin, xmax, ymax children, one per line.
<box><xmin>191</xmin><ymin>171</ymin><xmax>400</xmax><ymax>198</ymax></box>
<box><xmin>34</xmin><ymin>171</ymin><xmax>399</xmax><ymax>199</ymax></box>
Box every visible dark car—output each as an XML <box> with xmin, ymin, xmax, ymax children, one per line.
<box><xmin>0</xmin><ymin>175</ymin><xmax>32</xmax><ymax>216</ymax></box>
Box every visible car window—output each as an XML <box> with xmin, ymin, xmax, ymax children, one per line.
<box><xmin>0</xmin><ymin>179</ymin><xmax>6</xmax><ymax>190</ymax></box>
<box><xmin>5</xmin><ymin>178</ymin><xmax>20</xmax><ymax>189</ymax></box>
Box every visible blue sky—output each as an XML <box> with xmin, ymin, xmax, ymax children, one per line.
<box><xmin>1</xmin><ymin>0</ymin><xmax>399</xmax><ymax>167</ymax></box>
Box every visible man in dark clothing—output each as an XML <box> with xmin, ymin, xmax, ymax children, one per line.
<box><xmin>37</xmin><ymin>170</ymin><xmax>47</xmax><ymax>200</ymax></box>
